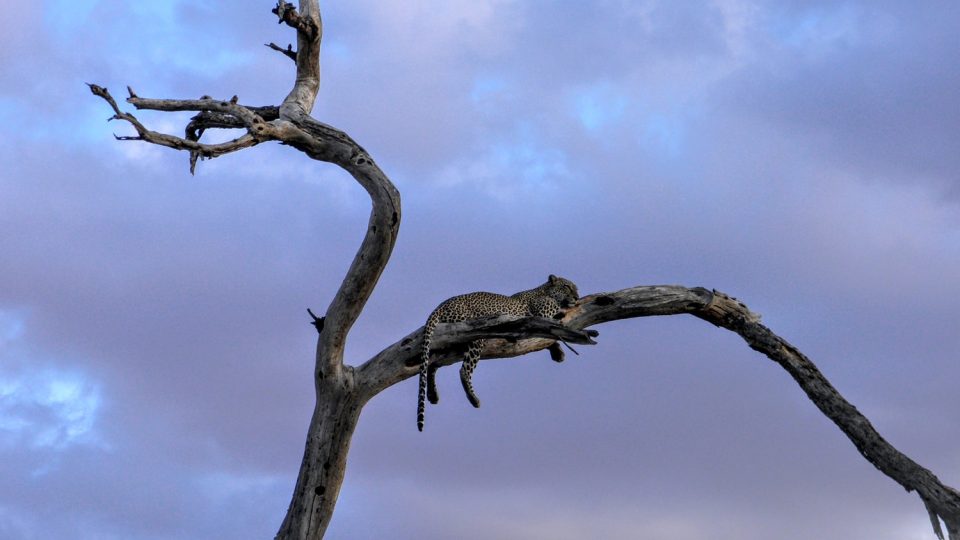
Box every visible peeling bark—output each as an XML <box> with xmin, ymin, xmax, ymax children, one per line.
<box><xmin>90</xmin><ymin>2</ymin><xmax>960</xmax><ymax>539</ymax></box>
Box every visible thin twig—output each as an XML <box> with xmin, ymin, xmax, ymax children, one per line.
<box><xmin>266</xmin><ymin>42</ymin><xmax>297</xmax><ymax>62</ymax></box>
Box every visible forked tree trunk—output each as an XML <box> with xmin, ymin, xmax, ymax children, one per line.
<box><xmin>89</xmin><ymin>2</ymin><xmax>960</xmax><ymax>539</ymax></box>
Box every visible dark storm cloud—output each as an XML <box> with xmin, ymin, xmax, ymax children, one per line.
<box><xmin>1</xmin><ymin>1</ymin><xmax>958</xmax><ymax>539</ymax></box>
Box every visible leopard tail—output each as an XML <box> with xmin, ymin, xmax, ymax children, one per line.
<box><xmin>418</xmin><ymin>312</ymin><xmax>440</xmax><ymax>432</ymax></box>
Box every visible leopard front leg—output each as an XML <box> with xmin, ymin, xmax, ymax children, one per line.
<box><xmin>459</xmin><ymin>339</ymin><xmax>484</xmax><ymax>408</ymax></box>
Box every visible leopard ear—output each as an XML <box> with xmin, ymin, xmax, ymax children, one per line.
<box><xmin>548</xmin><ymin>274</ymin><xmax>558</xmax><ymax>283</ymax></box>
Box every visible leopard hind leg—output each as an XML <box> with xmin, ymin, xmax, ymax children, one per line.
<box><xmin>460</xmin><ymin>339</ymin><xmax>484</xmax><ymax>408</ymax></box>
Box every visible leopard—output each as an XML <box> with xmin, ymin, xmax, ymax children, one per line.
<box><xmin>417</xmin><ymin>274</ymin><xmax>580</xmax><ymax>431</ymax></box>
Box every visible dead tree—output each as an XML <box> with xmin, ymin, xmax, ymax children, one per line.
<box><xmin>89</xmin><ymin>2</ymin><xmax>960</xmax><ymax>539</ymax></box>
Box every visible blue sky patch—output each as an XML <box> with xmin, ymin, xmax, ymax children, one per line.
<box><xmin>0</xmin><ymin>98</ymin><xmax>16</xmax><ymax>126</ymax></box>
<box><xmin>489</xmin><ymin>123</ymin><xmax>568</xmax><ymax>188</ymax></box>
<box><xmin>0</xmin><ymin>310</ymin><xmax>24</xmax><ymax>348</ymax></box>
<box><xmin>470</xmin><ymin>75</ymin><xmax>508</xmax><ymax>103</ymax></box>
<box><xmin>45</xmin><ymin>0</ymin><xmax>99</xmax><ymax>34</ymax></box>
<box><xmin>324</xmin><ymin>39</ymin><xmax>353</xmax><ymax>63</ymax></box>
<box><xmin>642</xmin><ymin>112</ymin><xmax>686</xmax><ymax>158</ymax></box>
<box><xmin>569</xmin><ymin>81</ymin><xmax>628</xmax><ymax>133</ymax></box>
<box><xmin>769</xmin><ymin>4</ymin><xmax>865</xmax><ymax>55</ymax></box>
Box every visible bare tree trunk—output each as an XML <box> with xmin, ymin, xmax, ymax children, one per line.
<box><xmin>89</xmin><ymin>2</ymin><xmax>960</xmax><ymax>539</ymax></box>
<box><xmin>276</xmin><ymin>374</ymin><xmax>364</xmax><ymax>540</ymax></box>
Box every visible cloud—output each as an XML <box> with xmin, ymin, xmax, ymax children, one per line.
<box><xmin>0</xmin><ymin>311</ymin><xmax>105</xmax><ymax>456</ymax></box>
<box><xmin>434</xmin><ymin>121</ymin><xmax>570</xmax><ymax>201</ymax></box>
<box><xmin>0</xmin><ymin>369</ymin><xmax>103</xmax><ymax>453</ymax></box>
<box><xmin>569</xmin><ymin>80</ymin><xmax>629</xmax><ymax>133</ymax></box>
<box><xmin>713</xmin><ymin>1</ymin><xmax>960</xmax><ymax>192</ymax></box>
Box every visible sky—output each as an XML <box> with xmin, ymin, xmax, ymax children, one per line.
<box><xmin>1</xmin><ymin>0</ymin><xmax>959</xmax><ymax>538</ymax></box>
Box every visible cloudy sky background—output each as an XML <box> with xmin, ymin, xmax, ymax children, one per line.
<box><xmin>1</xmin><ymin>0</ymin><xmax>959</xmax><ymax>538</ymax></box>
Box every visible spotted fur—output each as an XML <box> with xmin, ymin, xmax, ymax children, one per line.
<box><xmin>417</xmin><ymin>275</ymin><xmax>580</xmax><ymax>431</ymax></box>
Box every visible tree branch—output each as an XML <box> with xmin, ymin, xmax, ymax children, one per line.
<box><xmin>353</xmin><ymin>285</ymin><xmax>960</xmax><ymax>538</ymax></box>
<box><xmin>184</xmin><ymin>106</ymin><xmax>280</xmax><ymax>168</ymax></box>
<box><xmin>267</xmin><ymin>42</ymin><xmax>298</xmax><ymax>62</ymax></box>
<box><xmin>87</xmin><ymin>84</ymin><xmax>264</xmax><ymax>173</ymax></box>
<box><xmin>356</xmin><ymin>286</ymin><xmax>709</xmax><ymax>397</ymax></box>
<box><xmin>696</xmin><ymin>291</ymin><xmax>960</xmax><ymax>539</ymax></box>
<box><xmin>126</xmin><ymin>93</ymin><xmax>265</xmax><ymax>128</ymax></box>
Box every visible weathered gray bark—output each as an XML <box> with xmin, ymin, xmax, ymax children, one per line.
<box><xmin>90</xmin><ymin>2</ymin><xmax>960</xmax><ymax>539</ymax></box>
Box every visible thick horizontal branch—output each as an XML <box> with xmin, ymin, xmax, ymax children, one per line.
<box><xmin>354</xmin><ymin>284</ymin><xmax>959</xmax><ymax>539</ymax></box>
<box><xmin>355</xmin><ymin>286</ymin><xmax>711</xmax><ymax>397</ymax></box>
<box><xmin>392</xmin><ymin>313</ymin><xmax>597</xmax><ymax>369</ymax></box>
<box><xmin>433</xmin><ymin>315</ymin><xmax>599</xmax><ymax>349</ymax></box>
